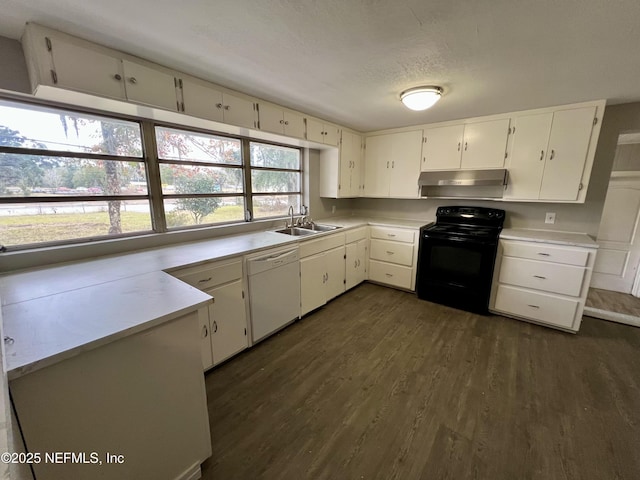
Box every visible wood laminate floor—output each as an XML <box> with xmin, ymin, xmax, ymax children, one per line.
<box><xmin>201</xmin><ymin>283</ymin><xmax>640</xmax><ymax>480</ymax></box>
<box><xmin>587</xmin><ymin>287</ymin><xmax>640</xmax><ymax>317</ymax></box>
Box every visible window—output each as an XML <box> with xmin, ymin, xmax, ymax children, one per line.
<box><xmin>0</xmin><ymin>100</ymin><xmax>304</xmax><ymax>250</ymax></box>
<box><xmin>155</xmin><ymin>127</ymin><xmax>245</xmax><ymax>228</ymax></box>
<box><xmin>0</xmin><ymin>100</ymin><xmax>151</xmax><ymax>248</ymax></box>
<box><xmin>249</xmin><ymin>142</ymin><xmax>302</xmax><ymax>219</ymax></box>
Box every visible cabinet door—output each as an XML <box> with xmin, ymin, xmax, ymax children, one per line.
<box><xmin>180</xmin><ymin>78</ymin><xmax>224</xmax><ymax>122</ymax></box>
<box><xmin>306</xmin><ymin>118</ymin><xmax>325</xmax><ymax>143</ymax></box>
<box><xmin>323</xmin><ymin>125</ymin><xmax>340</xmax><ymax>146</ymax></box>
<box><xmin>283</xmin><ymin>111</ymin><xmax>305</xmax><ymax>139</ymax></box>
<box><xmin>351</xmin><ymin>136</ymin><xmax>363</xmax><ymax>195</ymax></box>
<box><xmin>389</xmin><ymin>130</ymin><xmax>423</xmax><ymax>198</ymax></box>
<box><xmin>345</xmin><ymin>242</ymin><xmax>359</xmax><ymax>290</ymax></box>
<box><xmin>208</xmin><ymin>280</ymin><xmax>248</xmax><ymax>365</ymax></box>
<box><xmin>422</xmin><ymin>124</ymin><xmax>463</xmax><ymax>170</ymax></box>
<box><xmin>505</xmin><ymin>113</ymin><xmax>553</xmax><ymax>200</ymax></box>
<box><xmin>300</xmin><ymin>253</ymin><xmax>327</xmax><ymax>316</ymax></box>
<box><xmin>346</xmin><ymin>239</ymin><xmax>367</xmax><ymax>289</ymax></box>
<box><xmin>325</xmin><ymin>246</ymin><xmax>346</xmax><ymax>301</ymax></box>
<box><xmin>122</xmin><ymin>60</ymin><xmax>178</xmax><ymax>111</ymax></box>
<box><xmin>461</xmin><ymin>118</ymin><xmax>510</xmax><ymax>169</ymax></box>
<box><xmin>222</xmin><ymin>93</ymin><xmax>256</xmax><ymax>129</ymax></box>
<box><xmin>258</xmin><ymin>102</ymin><xmax>285</xmax><ymax>134</ymax></box>
<box><xmin>197</xmin><ymin>307</ymin><xmax>213</xmax><ymax>370</ymax></box>
<box><xmin>339</xmin><ymin>131</ymin><xmax>360</xmax><ymax>197</ymax></box>
<box><xmin>539</xmin><ymin>106</ymin><xmax>596</xmax><ymax>201</ymax></box>
<box><xmin>356</xmin><ymin>239</ymin><xmax>367</xmax><ymax>284</ymax></box>
<box><xmin>49</xmin><ymin>37</ymin><xmax>125</xmax><ymax>100</ymax></box>
<box><xmin>364</xmin><ymin>134</ymin><xmax>392</xmax><ymax>197</ymax></box>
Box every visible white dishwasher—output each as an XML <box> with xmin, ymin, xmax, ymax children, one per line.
<box><xmin>247</xmin><ymin>246</ymin><xmax>301</xmax><ymax>343</ymax></box>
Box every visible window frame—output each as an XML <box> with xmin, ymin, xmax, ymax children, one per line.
<box><xmin>0</xmin><ymin>97</ymin><xmax>306</xmax><ymax>251</ymax></box>
<box><xmin>0</xmin><ymin>101</ymin><xmax>155</xmax><ymax>250</ymax></box>
<box><xmin>248</xmin><ymin>140</ymin><xmax>304</xmax><ymax>221</ymax></box>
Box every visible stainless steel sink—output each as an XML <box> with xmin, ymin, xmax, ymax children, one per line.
<box><xmin>274</xmin><ymin>224</ymin><xmax>341</xmax><ymax>236</ymax></box>
<box><xmin>274</xmin><ymin>227</ymin><xmax>318</xmax><ymax>236</ymax></box>
<box><xmin>299</xmin><ymin>223</ymin><xmax>341</xmax><ymax>232</ymax></box>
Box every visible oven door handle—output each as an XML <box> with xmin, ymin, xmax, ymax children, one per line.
<box><xmin>423</xmin><ymin>234</ymin><xmax>497</xmax><ymax>246</ymax></box>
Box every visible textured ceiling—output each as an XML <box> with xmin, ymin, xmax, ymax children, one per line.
<box><xmin>1</xmin><ymin>0</ymin><xmax>640</xmax><ymax>131</ymax></box>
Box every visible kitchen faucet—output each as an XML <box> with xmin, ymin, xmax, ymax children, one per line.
<box><xmin>288</xmin><ymin>205</ymin><xmax>294</xmax><ymax>228</ymax></box>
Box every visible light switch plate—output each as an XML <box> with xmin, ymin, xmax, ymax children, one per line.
<box><xmin>545</xmin><ymin>212</ymin><xmax>556</xmax><ymax>224</ymax></box>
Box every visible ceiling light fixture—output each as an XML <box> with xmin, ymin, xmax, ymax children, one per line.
<box><xmin>400</xmin><ymin>86</ymin><xmax>443</xmax><ymax>111</ymax></box>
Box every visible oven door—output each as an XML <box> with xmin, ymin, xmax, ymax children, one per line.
<box><xmin>416</xmin><ymin>233</ymin><xmax>498</xmax><ymax>314</ymax></box>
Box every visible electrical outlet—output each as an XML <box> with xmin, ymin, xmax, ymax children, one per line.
<box><xmin>545</xmin><ymin>212</ymin><xmax>556</xmax><ymax>224</ymax></box>
<box><xmin>332</xmin><ymin>205</ymin><xmax>336</xmax><ymax>214</ymax></box>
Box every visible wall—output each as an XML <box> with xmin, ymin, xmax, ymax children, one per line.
<box><xmin>351</xmin><ymin>102</ymin><xmax>640</xmax><ymax>238</ymax></box>
<box><xmin>0</xmin><ymin>36</ymin><xmax>30</xmax><ymax>93</ymax></box>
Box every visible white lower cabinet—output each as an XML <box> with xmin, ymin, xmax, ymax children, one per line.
<box><xmin>300</xmin><ymin>245</ymin><xmax>346</xmax><ymax>316</ymax></box>
<box><xmin>205</xmin><ymin>279</ymin><xmax>248</xmax><ymax>365</ymax></box>
<box><xmin>490</xmin><ymin>238</ymin><xmax>597</xmax><ymax>332</ymax></box>
<box><xmin>170</xmin><ymin>258</ymin><xmax>248</xmax><ymax>370</ymax></box>
<box><xmin>299</xmin><ymin>232</ymin><xmax>347</xmax><ymax>316</ymax></box>
<box><xmin>346</xmin><ymin>239</ymin><xmax>367</xmax><ymax>290</ymax></box>
<box><xmin>367</xmin><ymin>226</ymin><xmax>418</xmax><ymax>291</ymax></box>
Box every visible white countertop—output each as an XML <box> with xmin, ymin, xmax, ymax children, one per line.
<box><xmin>500</xmin><ymin>228</ymin><xmax>598</xmax><ymax>248</ymax></box>
<box><xmin>0</xmin><ymin>216</ymin><xmax>424</xmax><ymax>379</ymax></box>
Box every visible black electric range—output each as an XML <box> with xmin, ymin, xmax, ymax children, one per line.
<box><xmin>416</xmin><ymin>206</ymin><xmax>505</xmax><ymax>314</ymax></box>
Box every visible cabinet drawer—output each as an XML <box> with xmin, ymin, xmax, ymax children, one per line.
<box><xmin>501</xmin><ymin>240</ymin><xmax>590</xmax><ymax>267</ymax></box>
<box><xmin>494</xmin><ymin>285</ymin><xmax>578</xmax><ymax>330</ymax></box>
<box><xmin>369</xmin><ymin>239</ymin><xmax>413</xmax><ymax>266</ymax></box>
<box><xmin>299</xmin><ymin>232</ymin><xmax>345</xmax><ymax>258</ymax></box>
<box><xmin>370</xmin><ymin>226</ymin><xmax>415</xmax><ymax>243</ymax></box>
<box><xmin>345</xmin><ymin>226</ymin><xmax>368</xmax><ymax>243</ymax></box>
<box><xmin>499</xmin><ymin>257</ymin><xmax>587</xmax><ymax>297</ymax></box>
<box><xmin>172</xmin><ymin>259</ymin><xmax>242</xmax><ymax>290</ymax></box>
<box><xmin>368</xmin><ymin>260</ymin><xmax>413</xmax><ymax>290</ymax></box>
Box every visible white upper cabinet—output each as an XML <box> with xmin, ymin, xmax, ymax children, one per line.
<box><xmin>421</xmin><ymin>124</ymin><xmax>464</xmax><ymax>170</ymax></box>
<box><xmin>319</xmin><ymin>130</ymin><xmax>363</xmax><ymax>198</ymax></box>
<box><xmin>222</xmin><ymin>92</ymin><xmax>257</xmax><ymax>129</ymax></box>
<box><xmin>364</xmin><ymin>130</ymin><xmax>423</xmax><ymax>198</ymax></box>
<box><xmin>339</xmin><ymin>131</ymin><xmax>363</xmax><ymax>197</ymax></box>
<box><xmin>122</xmin><ymin>60</ymin><xmax>178</xmax><ymax>111</ymax></box>
<box><xmin>505</xmin><ymin>106</ymin><xmax>598</xmax><ymax>202</ymax></box>
<box><xmin>364</xmin><ymin>134</ymin><xmax>393</xmax><ymax>197</ymax></box>
<box><xmin>504</xmin><ymin>112</ymin><xmax>553</xmax><ymax>200</ymax></box>
<box><xmin>46</xmin><ymin>36</ymin><xmax>126</xmax><ymax>100</ymax></box>
<box><xmin>389</xmin><ymin>130</ymin><xmax>423</xmax><ymax>198</ymax></box>
<box><xmin>307</xmin><ymin>117</ymin><xmax>340</xmax><ymax>146</ymax></box>
<box><xmin>539</xmin><ymin>107</ymin><xmax>597</xmax><ymax>201</ymax></box>
<box><xmin>22</xmin><ymin>23</ymin><xmax>341</xmax><ymax>142</ymax></box>
<box><xmin>421</xmin><ymin>119</ymin><xmax>509</xmax><ymax>171</ymax></box>
<box><xmin>180</xmin><ymin>78</ymin><xmax>257</xmax><ymax>129</ymax></box>
<box><xmin>257</xmin><ymin>102</ymin><xmax>305</xmax><ymax>138</ymax></box>
<box><xmin>180</xmin><ymin>78</ymin><xmax>224</xmax><ymax>123</ymax></box>
<box><xmin>460</xmin><ymin>118</ymin><xmax>510</xmax><ymax>169</ymax></box>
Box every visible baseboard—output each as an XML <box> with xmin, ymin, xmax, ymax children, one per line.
<box><xmin>583</xmin><ymin>307</ymin><xmax>640</xmax><ymax>328</ymax></box>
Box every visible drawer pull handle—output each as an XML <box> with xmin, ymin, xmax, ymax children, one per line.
<box><xmin>198</xmin><ymin>277</ymin><xmax>213</xmax><ymax>283</ymax></box>
<box><xmin>387</xmin><ymin>234</ymin><xmax>396</xmax><ymax>237</ymax></box>
<box><xmin>386</xmin><ymin>251</ymin><xmax>394</xmax><ymax>254</ymax></box>
<box><xmin>533</xmin><ymin>275</ymin><xmax>546</xmax><ymax>279</ymax></box>
<box><xmin>537</xmin><ymin>253</ymin><xmax>550</xmax><ymax>256</ymax></box>
<box><xmin>385</xmin><ymin>273</ymin><xmax>393</xmax><ymax>277</ymax></box>
<box><xmin>527</xmin><ymin>304</ymin><xmax>540</xmax><ymax>309</ymax></box>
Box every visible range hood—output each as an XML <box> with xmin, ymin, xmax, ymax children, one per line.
<box><xmin>418</xmin><ymin>169</ymin><xmax>508</xmax><ymax>198</ymax></box>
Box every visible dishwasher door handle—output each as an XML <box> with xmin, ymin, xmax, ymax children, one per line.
<box><xmin>253</xmin><ymin>249</ymin><xmax>297</xmax><ymax>263</ymax></box>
